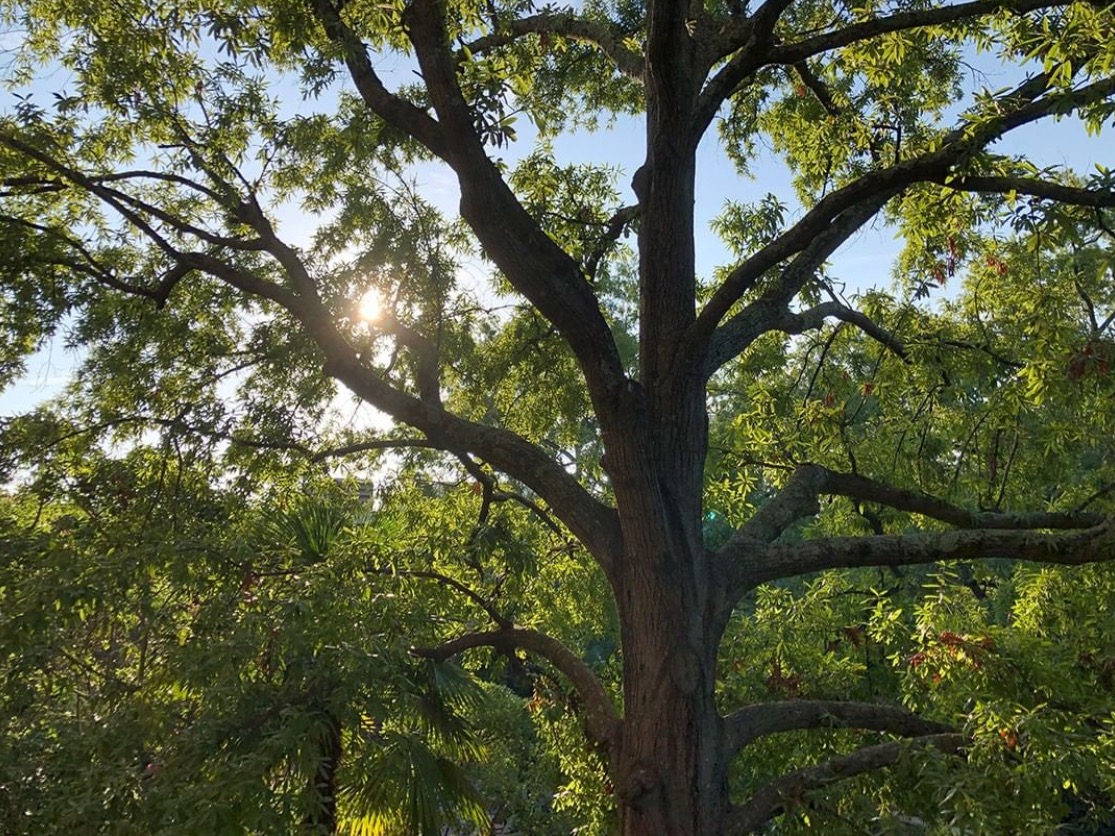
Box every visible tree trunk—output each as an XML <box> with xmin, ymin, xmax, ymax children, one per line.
<box><xmin>614</xmin><ymin>546</ymin><xmax>727</xmax><ymax>835</ymax></box>
<box><xmin>605</xmin><ymin>406</ymin><xmax>726</xmax><ymax>834</ymax></box>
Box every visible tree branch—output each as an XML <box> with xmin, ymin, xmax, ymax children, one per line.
<box><xmin>694</xmin><ymin>0</ymin><xmax>795</xmax><ymax>138</ymax></box>
<box><xmin>701</xmin><ymin>192</ymin><xmax>898</xmax><ymax>374</ymax></box>
<box><xmin>791</xmin><ymin>61</ymin><xmax>841</xmax><ymax>116</ymax></box>
<box><xmin>42</xmin><ymin>413</ymin><xmax>317</xmax><ymax>457</ymax></box>
<box><xmin>90</xmin><ymin>182</ymin><xmax>268</xmax><ymax>252</ymax></box>
<box><xmin>385</xmin><ymin>568</ymin><xmax>512</xmax><ymax>629</ymax></box>
<box><xmin>311</xmin><ymin>437</ymin><xmax>441</xmax><ymax>461</ymax></box>
<box><xmin>729</xmin><ymin>463</ymin><xmax>1105</xmax><ymax>550</ymax></box>
<box><xmin>696</xmin><ymin>0</ymin><xmax>1072</xmax><ymax>138</ymax></box>
<box><xmin>309</xmin><ymin>0</ymin><xmax>448</xmax><ymax>160</ymax></box>
<box><xmin>690</xmin><ymin>69</ymin><xmax>1115</xmax><ymax>373</ymax></box>
<box><xmin>726</xmin><ymin>734</ymin><xmax>966</xmax><ymax>834</ymax></box>
<box><xmin>770</xmin><ymin>0</ymin><xmax>1078</xmax><ymax>65</ymax></box>
<box><xmin>305</xmin><ymin>318</ymin><xmax>624</xmax><ymax>571</ymax></box>
<box><xmin>709</xmin><ymin>299</ymin><xmax>908</xmax><ymax>374</ymax></box>
<box><xmin>717</xmin><ymin>463</ymin><xmax>1112</xmax><ymax>605</ymax></box>
<box><xmin>585</xmin><ymin>204</ymin><xmax>639</xmax><ymax>280</ymax></box>
<box><xmin>0</xmin><ymin>133</ymin><xmax>624</xmax><ymax>570</ymax></box>
<box><xmin>0</xmin><ymin>214</ymin><xmax>189</xmax><ymax>308</ymax></box>
<box><xmin>724</xmin><ymin>699</ymin><xmax>954</xmax><ymax>759</ymax></box>
<box><xmin>375</xmin><ymin>312</ymin><xmax>442</xmax><ymax>406</ymax></box>
<box><xmin>732</xmin><ymin>464</ymin><xmax>830</xmax><ymax>545</ymax></box>
<box><xmin>454</xmin><ymin>452</ymin><xmax>568</xmax><ymax>540</ymax></box>
<box><xmin>744</xmin><ymin>519</ymin><xmax>1115</xmax><ymax>588</ymax></box>
<box><xmin>404</xmin><ymin>0</ymin><xmax>628</xmax><ymax>417</ymax></box>
<box><xmin>2</xmin><ymin>169</ymin><xmax>227</xmax><ymax>203</ymax></box>
<box><xmin>811</xmin><ymin>465</ymin><xmax>1106</xmax><ymax>530</ymax></box>
<box><xmin>931</xmin><ymin>173</ymin><xmax>1115</xmax><ymax>208</ymax></box>
<box><xmin>461</xmin><ymin>12</ymin><xmax>644</xmax><ymax>78</ymax></box>
<box><xmin>412</xmin><ymin>627</ymin><xmax>621</xmax><ymax>750</ymax></box>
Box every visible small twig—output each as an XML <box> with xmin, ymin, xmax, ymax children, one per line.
<box><xmin>791</xmin><ymin>61</ymin><xmax>840</xmax><ymax>116</ymax></box>
<box><xmin>382</xmin><ymin>566</ymin><xmax>511</xmax><ymax>629</ymax></box>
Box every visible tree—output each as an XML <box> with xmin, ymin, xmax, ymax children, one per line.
<box><xmin>2</xmin><ymin>0</ymin><xmax>1115</xmax><ymax>831</ymax></box>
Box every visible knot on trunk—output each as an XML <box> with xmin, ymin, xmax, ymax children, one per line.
<box><xmin>670</xmin><ymin>646</ymin><xmax>701</xmax><ymax>694</ymax></box>
<box><xmin>619</xmin><ymin>762</ymin><xmax>660</xmax><ymax>808</ymax></box>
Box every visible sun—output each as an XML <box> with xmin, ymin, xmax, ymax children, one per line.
<box><xmin>357</xmin><ymin>288</ymin><xmax>381</xmax><ymax>322</ymax></box>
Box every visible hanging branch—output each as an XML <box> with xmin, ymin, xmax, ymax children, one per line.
<box><xmin>726</xmin><ymin>734</ymin><xmax>967</xmax><ymax>834</ymax></box>
<box><xmin>412</xmin><ymin>626</ymin><xmax>622</xmax><ymax>751</ymax></box>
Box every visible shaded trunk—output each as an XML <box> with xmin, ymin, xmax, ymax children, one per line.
<box><xmin>615</xmin><ymin>575</ymin><xmax>726</xmax><ymax>836</ymax></box>
<box><xmin>604</xmin><ymin>392</ymin><xmax>727</xmax><ymax>834</ymax></box>
<box><xmin>613</xmin><ymin>540</ymin><xmax>727</xmax><ymax>835</ymax></box>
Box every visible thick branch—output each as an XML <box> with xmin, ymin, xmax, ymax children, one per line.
<box><xmin>727</xmin><ymin>734</ymin><xmax>966</xmax><ymax>834</ymax></box>
<box><xmin>701</xmin><ymin>193</ymin><xmax>897</xmax><ymax>374</ymax></box>
<box><xmin>697</xmin><ymin>0</ymin><xmax>1071</xmax><ymax>137</ymax></box>
<box><xmin>718</xmin><ymin>463</ymin><xmax>1112</xmax><ymax>604</ymax></box>
<box><xmin>206</xmin><ymin>249</ymin><xmax>621</xmax><ymax>569</ymax></box>
<box><xmin>404</xmin><ymin>0</ymin><xmax>628</xmax><ymax>416</ymax></box>
<box><xmin>0</xmin><ymin>46</ymin><xmax>627</xmax><ymax>573</ymax></box>
<box><xmin>292</xmin><ymin>307</ymin><xmax>624</xmax><ymax>569</ymax></box>
<box><xmin>724</xmin><ymin>699</ymin><xmax>954</xmax><ymax>758</ymax></box>
<box><xmin>412</xmin><ymin>627</ymin><xmax>621</xmax><ymax>749</ymax></box>
<box><xmin>12</xmin><ymin>157</ymin><xmax>622</xmax><ymax>570</ymax></box>
<box><xmin>746</xmin><ymin>520</ymin><xmax>1115</xmax><ymax>587</ymax></box>
<box><xmin>813</xmin><ymin>466</ymin><xmax>1106</xmax><ymax>530</ymax></box>
<box><xmin>710</xmin><ymin>299</ymin><xmax>907</xmax><ymax>374</ymax></box>
<box><xmin>693</xmin><ymin>0</ymin><xmax>794</xmax><ymax>136</ymax></box>
<box><xmin>733</xmin><ymin>465</ymin><xmax>829</xmax><ymax>545</ymax></box>
<box><xmin>310</xmin><ymin>0</ymin><xmax>448</xmax><ymax>159</ymax></box>
<box><xmin>311</xmin><ymin>437</ymin><xmax>440</xmax><ymax>461</ymax></box>
<box><xmin>462</xmin><ymin>12</ymin><xmax>644</xmax><ymax>78</ymax></box>
<box><xmin>694</xmin><ymin>179</ymin><xmax>910</xmax><ymax>364</ymax></box>
<box><xmin>770</xmin><ymin>0</ymin><xmax>1077</xmax><ymax>65</ymax></box>
<box><xmin>731</xmin><ymin>464</ymin><xmax>1105</xmax><ymax>550</ymax></box>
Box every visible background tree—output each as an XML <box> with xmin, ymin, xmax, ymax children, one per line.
<box><xmin>2</xmin><ymin>0</ymin><xmax>1115</xmax><ymax>832</ymax></box>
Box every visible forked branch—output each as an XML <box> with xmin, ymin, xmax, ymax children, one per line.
<box><xmin>732</xmin><ymin>464</ymin><xmax>1105</xmax><ymax>546</ymax></box>
<box><xmin>717</xmin><ymin>463</ymin><xmax>1113</xmax><ymax>606</ymax></box>
<box><xmin>0</xmin><ymin>129</ymin><xmax>624</xmax><ymax>572</ymax></box>
<box><xmin>691</xmin><ymin>68</ymin><xmax>1115</xmax><ymax>376</ymax></box>
<box><xmin>404</xmin><ymin>0</ymin><xmax>628</xmax><ymax>412</ymax></box>
<box><xmin>769</xmin><ymin>0</ymin><xmax>1079</xmax><ymax>65</ymax></box>
<box><xmin>310</xmin><ymin>0</ymin><xmax>448</xmax><ymax>159</ymax></box>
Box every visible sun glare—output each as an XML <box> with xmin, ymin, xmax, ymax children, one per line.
<box><xmin>358</xmin><ymin>288</ymin><xmax>382</xmax><ymax>322</ymax></box>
